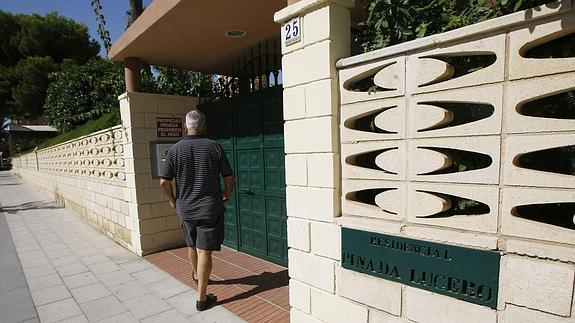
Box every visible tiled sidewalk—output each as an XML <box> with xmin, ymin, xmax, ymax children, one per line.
<box><xmin>0</xmin><ymin>172</ymin><xmax>245</xmax><ymax>323</ymax></box>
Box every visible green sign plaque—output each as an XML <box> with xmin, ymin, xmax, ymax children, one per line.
<box><xmin>341</xmin><ymin>228</ymin><xmax>500</xmax><ymax>308</ymax></box>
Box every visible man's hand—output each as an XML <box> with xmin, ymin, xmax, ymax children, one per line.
<box><xmin>223</xmin><ymin>192</ymin><xmax>230</xmax><ymax>203</ymax></box>
<box><xmin>169</xmin><ymin>200</ymin><xmax>176</xmax><ymax>208</ymax></box>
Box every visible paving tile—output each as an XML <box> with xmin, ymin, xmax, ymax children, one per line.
<box><xmin>63</xmin><ymin>272</ymin><xmax>99</xmax><ymax>289</ymax></box>
<box><xmin>188</xmin><ymin>305</ymin><xmax>246</xmax><ymax>323</ymax></box>
<box><xmin>36</xmin><ymin>298</ymin><xmax>82</xmax><ymax>323</ymax></box>
<box><xmin>87</xmin><ymin>261</ymin><xmax>121</xmax><ymax>275</ymax></box>
<box><xmin>132</xmin><ymin>268</ymin><xmax>171</xmax><ymax>286</ymax></box>
<box><xmin>108</xmin><ymin>279</ymin><xmax>152</xmax><ymax>302</ymax></box>
<box><xmin>26</xmin><ymin>273</ymin><xmax>63</xmax><ymax>291</ymax></box>
<box><xmin>0</xmin><ymin>271</ymin><xmax>27</xmax><ymax>291</ymax></box>
<box><xmin>56</xmin><ymin>262</ymin><xmax>89</xmax><ymax>277</ymax></box>
<box><xmin>22</xmin><ymin>263</ymin><xmax>56</xmax><ymax>279</ymax></box>
<box><xmin>141</xmin><ymin>309</ymin><xmax>190</xmax><ymax>323</ymax></box>
<box><xmin>147</xmin><ymin>277</ymin><xmax>191</xmax><ymax>299</ymax></box>
<box><xmin>123</xmin><ymin>293</ymin><xmax>172</xmax><ymax>319</ymax></box>
<box><xmin>0</xmin><ymin>286</ymin><xmax>33</xmax><ymax>307</ymax></box>
<box><xmin>166</xmin><ymin>290</ymin><xmax>199</xmax><ymax>317</ymax></box>
<box><xmin>97</xmin><ymin>270</ymin><xmax>134</xmax><ymax>288</ymax></box>
<box><xmin>119</xmin><ymin>259</ymin><xmax>154</xmax><ymax>274</ymax></box>
<box><xmin>80</xmin><ymin>254</ymin><xmax>110</xmax><ymax>266</ymax></box>
<box><xmin>57</xmin><ymin>314</ymin><xmax>89</xmax><ymax>323</ymax></box>
<box><xmin>70</xmin><ymin>282</ymin><xmax>111</xmax><ymax>304</ymax></box>
<box><xmin>0</xmin><ymin>300</ymin><xmax>38</xmax><ymax>322</ymax></box>
<box><xmin>50</xmin><ymin>254</ymin><xmax>80</xmax><ymax>268</ymax></box>
<box><xmin>30</xmin><ymin>284</ymin><xmax>71</xmax><ymax>306</ymax></box>
<box><xmin>79</xmin><ymin>295</ymin><xmax>127</xmax><ymax>322</ymax></box>
<box><xmin>95</xmin><ymin>311</ymin><xmax>140</xmax><ymax>323</ymax></box>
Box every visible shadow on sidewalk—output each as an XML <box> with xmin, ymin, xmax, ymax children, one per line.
<box><xmin>0</xmin><ymin>200</ymin><xmax>63</xmax><ymax>214</ymax></box>
<box><xmin>212</xmin><ymin>270</ymin><xmax>288</xmax><ymax>306</ymax></box>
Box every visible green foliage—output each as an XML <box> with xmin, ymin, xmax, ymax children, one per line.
<box><xmin>154</xmin><ymin>66</ymin><xmax>215</xmax><ymax>98</ymax></box>
<box><xmin>43</xmin><ymin>58</ymin><xmax>124</xmax><ymax>132</ymax></box>
<box><xmin>34</xmin><ymin>110</ymin><xmax>120</xmax><ymax>150</ymax></box>
<box><xmin>0</xmin><ymin>10</ymin><xmax>99</xmax><ymax>119</ymax></box>
<box><xmin>356</xmin><ymin>0</ymin><xmax>556</xmax><ymax>52</ymax></box>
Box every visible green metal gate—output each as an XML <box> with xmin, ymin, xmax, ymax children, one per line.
<box><xmin>200</xmin><ymin>87</ymin><xmax>287</xmax><ymax>266</ymax></box>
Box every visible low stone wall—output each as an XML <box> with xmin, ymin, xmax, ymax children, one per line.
<box><xmin>12</xmin><ymin>126</ymin><xmax>136</xmax><ymax>252</ymax></box>
<box><xmin>12</xmin><ymin>92</ymin><xmax>199</xmax><ymax>256</ymax></box>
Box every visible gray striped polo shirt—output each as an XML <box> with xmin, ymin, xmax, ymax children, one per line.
<box><xmin>160</xmin><ymin>135</ymin><xmax>233</xmax><ymax>221</ymax></box>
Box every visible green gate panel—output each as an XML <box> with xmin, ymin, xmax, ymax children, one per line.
<box><xmin>266</xmin><ymin>197</ymin><xmax>287</xmax><ymax>265</ymax></box>
<box><xmin>264</xmin><ymin>148</ymin><xmax>286</xmax><ymax>193</ymax></box>
<box><xmin>238</xmin><ymin>194</ymin><xmax>266</xmax><ymax>256</ymax></box>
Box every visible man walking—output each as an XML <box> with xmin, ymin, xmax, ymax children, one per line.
<box><xmin>160</xmin><ymin>110</ymin><xmax>234</xmax><ymax>311</ymax></box>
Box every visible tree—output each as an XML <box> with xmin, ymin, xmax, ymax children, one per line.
<box><xmin>43</xmin><ymin>58</ymin><xmax>124</xmax><ymax>132</ymax></box>
<box><xmin>0</xmin><ymin>10</ymin><xmax>100</xmax><ymax>120</ymax></box>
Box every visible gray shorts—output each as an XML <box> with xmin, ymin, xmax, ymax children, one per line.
<box><xmin>181</xmin><ymin>216</ymin><xmax>224</xmax><ymax>251</ymax></box>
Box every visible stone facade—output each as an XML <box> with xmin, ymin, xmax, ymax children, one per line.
<box><xmin>277</xmin><ymin>0</ymin><xmax>575</xmax><ymax>322</ymax></box>
<box><xmin>12</xmin><ymin>92</ymin><xmax>198</xmax><ymax>256</ymax></box>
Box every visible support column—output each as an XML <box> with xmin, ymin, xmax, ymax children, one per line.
<box><xmin>124</xmin><ymin>57</ymin><xmax>141</xmax><ymax>92</ymax></box>
<box><xmin>274</xmin><ymin>1</ymin><xmax>361</xmax><ymax>322</ymax></box>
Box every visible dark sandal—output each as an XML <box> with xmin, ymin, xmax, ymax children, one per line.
<box><xmin>196</xmin><ymin>294</ymin><xmax>217</xmax><ymax>311</ymax></box>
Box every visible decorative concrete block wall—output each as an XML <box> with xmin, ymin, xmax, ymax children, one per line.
<box><xmin>278</xmin><ymin>0</ymin><xmax>575</xmax><ymax>322</ymax></box>
<box><xmin>13</xmin><ymin>92</ymin><xmax>198</xmax><ymax>256</ymax></box>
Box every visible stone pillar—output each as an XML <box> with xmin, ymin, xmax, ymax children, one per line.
<box><xmin>124</xmin><ymin>57</ymin><xmax>141</xmax><ymax>92</ymax></box>
<box><xmin>119</xmin><ymin>92</ymin><xmax>198</xmax><ymax>255</ymax></box>
<box><xmin>274</xmin><ymin>1</ymin><xmax>363</xmax><ymax>322</ymax></box>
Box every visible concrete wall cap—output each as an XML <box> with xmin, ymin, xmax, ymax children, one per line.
<box><xmin>274</xmin><ymin>0</ymin><xmax>354</xmax><ymax>23</ymax></box>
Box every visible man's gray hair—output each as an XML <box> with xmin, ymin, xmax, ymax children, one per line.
<box><xmin>186</xmin><ymin>110</ymin><xmax>206</xmax><ymax>130</ymax></box>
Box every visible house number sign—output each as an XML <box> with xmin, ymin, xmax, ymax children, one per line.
<box><xmin>284</xmin><ymin>17</ymin><xmax>301</xmax><ymax>46</ymax></box>
<box><xmin>342</xmin><ymin>227</ymin><xmax>500</xmax><ymax>308</ymax></box>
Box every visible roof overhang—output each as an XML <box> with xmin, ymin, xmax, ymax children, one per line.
<box><xmin>109</xmin><ymin>0</ymin><xmax>287</xmax><ymax>75</ymax></box>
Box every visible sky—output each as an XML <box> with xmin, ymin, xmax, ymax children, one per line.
<box><xmin>0</xmin><ymin>0</ymin><xmax>153</xmax><ymax>57</ymax></box>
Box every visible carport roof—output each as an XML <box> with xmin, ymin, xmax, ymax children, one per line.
<box><xmin>109</xmin><ymin>0</ymin><xmax>287</xmax><ymax>75</ymax></box>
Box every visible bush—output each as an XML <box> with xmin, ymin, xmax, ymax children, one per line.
<box><xmin>355</xmin><ymin>0</ymin><xmax>556</xmax><ymax>53</ymax></box>
<box><xmin>43</xmin><ymin>58</ymin><xmax>123</xmax><ymax>132</ymax></box>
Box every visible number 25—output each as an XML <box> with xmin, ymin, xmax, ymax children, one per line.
<box><xmin>285</xmin><ymin>20</ymin><xmax>299</xmax><ymax>41</ymax></box>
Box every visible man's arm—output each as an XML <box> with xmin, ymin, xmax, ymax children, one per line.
<box><xmin>160</xmin><ymin>179</ymin><xmax>177</xmax><ymax>208</ymax></box>
<box><xmin>222</xmin><ymin>175</ymin><xmax>234</xmax><ymax>203</ymax></box>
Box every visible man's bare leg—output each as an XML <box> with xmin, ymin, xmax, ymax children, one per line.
<box><xmin>187</xmin><ymin>247</ymin><xmax>198</xmax><ymax>280</ymax></box>
<box><xmin>197</xmin><ymin>248</ymin><xmax>212</xmax><ymax>301</ymax></box>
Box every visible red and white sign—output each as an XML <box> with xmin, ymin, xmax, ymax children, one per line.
<box><xmin>156</xmin><ymin>117</ymin><xmax>183</xmax><ymax>137</ymax></box>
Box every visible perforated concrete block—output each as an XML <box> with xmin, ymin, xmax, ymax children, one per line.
<box><xmin>342</xmin><ymin>141</ymin><xmax>406</xmax><ymax>181</ymax></box>
<box><xmin>408</xmin><ymin>136</ymin><xmax>501</xmax><ymax>184</ymax></box>
<box><xmin>407</xmin><ymin>34</ymin><xmax>505</xmax><ymax>95</ymax></box>
<box><xmin>502</xmin><ymin>133</ymin><xmax>575</xmax><ymax>189</ymax></box>
<box><xmin>342</xmin><ymin>179</ymin><xmax>405</xmax><ymax>221</ymax></box>
<box><xmin>404</xmin><ymin>287</ymin><xmax>497</xmax><ymax>323</ymax></box>
<box><xmin>505</xmin><ymin>72</ymin><xmax>575</xmax><ymax>134</ymax></box>
<box><xmin>283</xmin><ymin>85</ymin><xmax>306</xmax><ymax>120</ymax></box>
<box><xmin>336</xmin><ymin>267</ymin><xmax>401</xmax><ymax>315</ymax></box>
<box><xmin>308</xmin><ymin>153</ymin><xmax>339</xmax><ymax>188</ymax></box>
<box><xmin>285</xmin><ymin>154</ymin><xmax>308</xmax><ymax>186</ymax></box>
<box><xmin>287</xmin><ymin>186</ymin><xmax>339</xmax><ymax>222</ymax></box>
<box><xmin>311</xmin><ymin>222</ymin><xmax>340</xmax><ymax>259</ymax></box>
<box><xmin>287</xmin><ymin>217</ymin><xmax>310</xmax><ymax>252</ymax></box>
<box><xmin>404</xmin><ymin>225</ymin><xmax>498</xmax><ymax>250</ymax></box>
<box><xmin>500</xmin><ymin>255</ymin><xmax>574</xmax><ymax>316</ymax></box>
<box><xmin>499</xmin><ymin>304</ymin><xmax>573</xmax><ymax>323</ymax></box>
<box><xmin>408</xmin><ymin>84</ymin><xmax>503</xmax><ymax>138</ymax></box>
<box><xmin>500</xmin><ymin>187</ymin><xmax>575</xmax><ymax>246</ymax></box>
<box><xmin>406</xmin><ymin>182</ymin><xmax>499</xmax><ymax>233</ymax></box>
<box><xmin>508</xmin><ymin>11</ymin><xmax>575</xmax><ymax>80</ymax></box>
<box><xmin>284</xmin><ymin>117</ymin><xmax>337</xmax><ymax>154</ymax></box>
<box><xmin>290</xmin><ymin>279</ymin><xmax>311</xmax><ymax>314</ymax></box>
<box><xmin>504</xmin><ymin>239</ymin><xmax>575</xmax><ymax>263</ymax></box>
<box><xmin>341</xmin><ymin>98</ymin><xmax>405</xmax><ymax>143</ymax></box>
<box><xmin>340</xmin><ymin>56</ymin><xmax>405</xmax><ymax>104</ymax></box>
<box><xmin>310</xmin><ymin>287</ymin><xmax>368</xmax><ymax>323</ymax></box>
<box><xmin>289</xmin><ymin>249</ymin><xmax>335</xmax><ymax>292</ymax></box>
